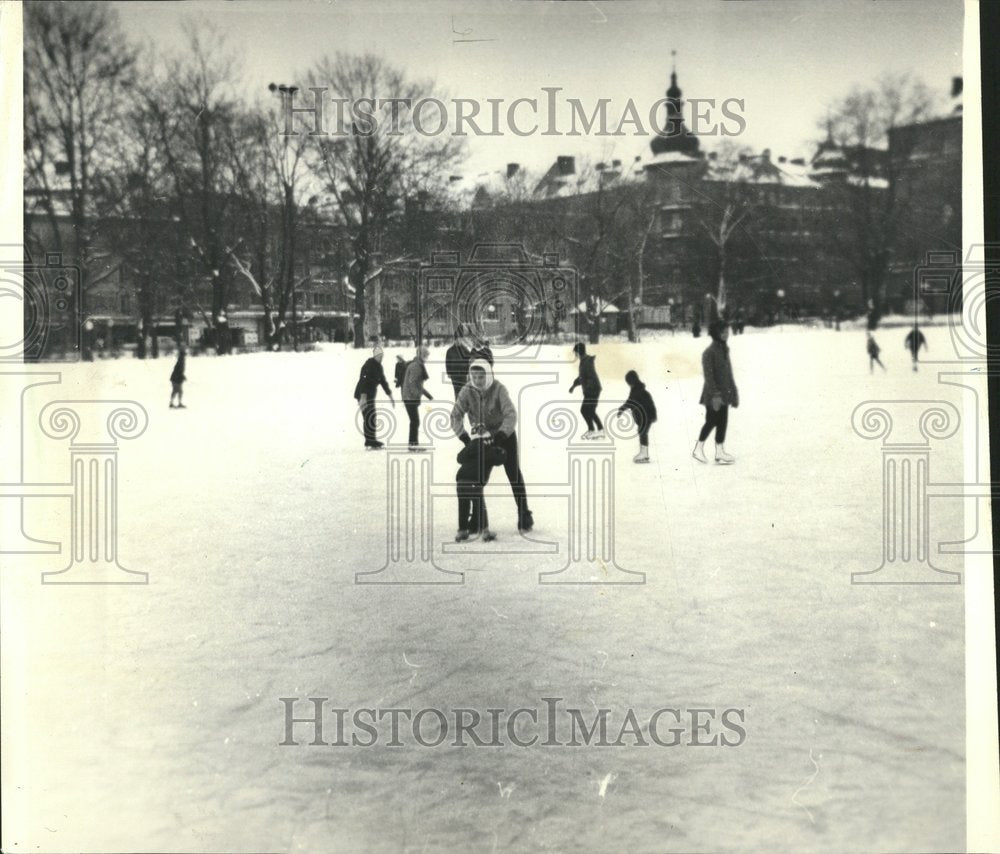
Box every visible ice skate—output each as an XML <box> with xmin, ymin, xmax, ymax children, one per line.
<box><xmin>518</xmin><ymin>510</ymin><xmax>534</xmax><ymax>533</ymax></box>
<box><xmin>364</xmin><ymin>441</ymin><xmax>384</xmax><ymax>451</ymax></box>
<box><xmin>455</xmin><ymin>529</ymin><xmax>478</xmax><ymax>543</ymax></box>
<box><xmin>581</xmin><ymin>430</ymin><xmax>596</xmax><ymax>440</ymax></box>
<box><xmin>715</xmin><ymin>445</ymin><xmax>736</xmax><ymax>465</ymax></box>
<box><xmin>692</xmin><ymin>441</ymin><xmax>708</xmax><ymax>463</ymax></box>
<box><xmin>480</xmin><ymin>528</ymin><xmax>497</xmax><ymax>542</ymax></box>
<box><xmin>633</xmin><ymin>447</ymin><xmax>650</xmax><ymax>464</ymax></box>
<box><xmin>592</xmin><ymin>429</ymin><xmax>606</xmax><ymax>440</ymax></box>
<box><xmin>408</xmin><ymin>444</ymin><xmax>428</xmax><ymax>453</ymax></box>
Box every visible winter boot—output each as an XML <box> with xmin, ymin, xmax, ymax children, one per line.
<box><xmin>481</xmin><ymin>528</ymin><xmax>497</xmax><ymax>542</ymax></box>
<box><xmin>692</xmin><ymin>441</ymin><xmax>708</xmax><ymax>463</ymax></box>
<box><xmin>455</xmin><ymin>529</ymin><xmax>475</xmax><ymax>543</ymax></box>
<box><xmin>633</xmin><ymin>446</ymin><xmax>650</xmax><ymax>464</ymax></box>
<box><xmin>715</xmin><ymin>444</ymin><xmax>736</xmax><ymax>464</ymax></box>
<box><xmin>518</xmin><ymin>509</ymin><xmax>535</xmax><ymax>533</ymax></box>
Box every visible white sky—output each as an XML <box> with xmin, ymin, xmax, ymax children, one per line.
<box><xmin>114</xmin><ymin>0</ymin><xmax>964</xmax><ymax>176</ymax></box>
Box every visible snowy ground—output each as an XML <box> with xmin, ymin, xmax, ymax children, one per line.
<box><xmin>3</xmin><ymin>326</ymin><xmax>968</xmax><ymax>852</ymax></box>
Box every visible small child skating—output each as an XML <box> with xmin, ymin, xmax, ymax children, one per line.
<box><xmin>617</xmin><ymin>370</ymin><xmax>658</xmax><ymax>463</ymax></box>
<box><xmin>169</xmin><ymin>346</ymin><xmax>187</xmax><ymax>408</ymax></box>
<box><xmin>455</xmin><ymin>429</ymin><xmax>506</xmax><ymax>542</ymax></box>
<box><xmin>867</xmin><ymin>333</ymin><xmax>886</xmax><ymax>373</ymax></box>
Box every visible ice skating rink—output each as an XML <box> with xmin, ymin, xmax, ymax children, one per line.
<box><xmin>5</xmin><ymin>326</ymin><xmax>967</xmax><ymax>852</ymax></box>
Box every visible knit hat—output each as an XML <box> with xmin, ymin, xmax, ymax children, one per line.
<box><xmin>372</xmin><ymin>346</ymin><xmax>384</xmax><ymax>357</ymax></box>
<box><xmin>573</xmin><ymin>343</ymin><xmax>586</xmax><ymax>356</ymax></box>
<box><xmin>625</xmin><ymin>369</ymin><xmax>639</xmax><ymax>385</ymax></box>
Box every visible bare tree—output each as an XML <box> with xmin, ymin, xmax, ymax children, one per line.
<box><xmin>145</xmin><ymin>26</ymin><xmax>243</xmax><ymax>353</ymax></box>
<box><xmin>822</xmin><ymin>73</ymin><xmax>938</xmax><ymax>314</ymax></box>
<box><xmin>306</xmin><ymin>54</ymin><xmax>464</xmax><ymax>346</ymax></box>
<box><xmin>24</xmin><ymin>1</ymin><xmax>137</xmax><ymax>356</ymax></box>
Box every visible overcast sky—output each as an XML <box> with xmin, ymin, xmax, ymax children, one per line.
<box><xmin>113</xmin><ymin>0</ymin><xmax>964</xmax><ymax>177</ymax></box>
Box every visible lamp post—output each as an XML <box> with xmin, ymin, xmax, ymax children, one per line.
<box><xmin>776</xmin><ymin>289</ymin><xmax>785</xmax><ymax>325</ymax></box>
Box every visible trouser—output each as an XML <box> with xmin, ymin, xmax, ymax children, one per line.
<box><xmin>451</xmin><ymin>380</ymin><xmax>464</xmax><ymax>400</ymax></box>
<box><xmin>457</xmin><ymin>482</ymin><xmax>489</xmax><ymax>532</ymax></box>
<box><xmin>581</xmin><ymin>396</ymin><xmax>603</xmax><ymax>431</ymax></box>
<box><xmin>404</xmin><ymin>401</ymin><xmax>420</xmax><ymax>445</ymax></box>
<box><xmin>495</xmin><ymin>431</ymin><xmax>530</xmax><ymax>523</ymax></box>
<box><xmin>361</xmin><ymin>399</ymin><xmax>377</xmax><ymax>444</ymax></box>
<box><xmin>638</xmin><ymin>426</ymin><xmax>650</xmax><ymax>447</ymax></box>
<box><xmin>698</xmin><ymin>404</ymin><xmax>729</xmax><ymax>444</ymax></box>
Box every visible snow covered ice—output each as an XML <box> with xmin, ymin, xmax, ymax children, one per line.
<box><xmin>5</xmin><ymin>325</ymin><xmax>966</xmax><ymax>852</ymax></box>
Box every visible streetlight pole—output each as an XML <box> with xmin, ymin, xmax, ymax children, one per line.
<box><xmin>270</xmin><ymin>82</ymin><xmax>300</xmax><ymax>351</ymax></box>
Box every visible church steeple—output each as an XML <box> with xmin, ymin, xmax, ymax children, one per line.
<box><xmin>651</xmin><ymin>54</ymin><xmax>700</xmax><ymax>157</ymax></box>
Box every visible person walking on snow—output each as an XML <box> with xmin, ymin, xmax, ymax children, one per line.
<box><xmin>354</xmin><ymin>345</ymin><xmax>395</xmax><ymax>449</ymax></box>
<box><xmin>569</xmin><ymin>342</ymin><xmax>604</xmax><ymax>439</ymax></box>
<box><xmin>693</xmin><ymin>320</ymin><xmax>739</xmax><ymax>465</ymax></box>
<box><xmin>905</xmin><ymin>325</ymin><xmax>927</xmax><ymax>371</ymax></box>
<box><xmin>617</xmin><ymin>370</ymin><xmax>658</xmax><ymax>463</ymax></box>
<box><xmin>402</xmin><ymin>345</ymin><xmax>434</xmax><ymax>450</ymax></box>
<box><xmin>455</xmin><ymin>429</ymin><xmax>506</xmax><ymax>543</ymax></box>
<box><xmin>867</xmin><ymin>333</ymin><xmax>886</xmax><ymax>373</ymax></box>
<box><xmin>169</xmin><ymin>345</ymin><xmax>187</xmax><ymax>408</ymax></box>
<box><xmin>451</xmin><ymin>359</ymin><xmax>535</xmax><ymax>533</ymax></box>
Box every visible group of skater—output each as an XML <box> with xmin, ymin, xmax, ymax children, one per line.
<box><xmin>353</xmin><ymin>318</ymin><xmax>741</xmax><ymax>542</ymax></box>
<box><xmin>866</xmin><ymin>325</ymin><xmax>928</xmax><ymax>373</ymax></box>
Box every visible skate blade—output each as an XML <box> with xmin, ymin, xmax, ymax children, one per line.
<box><xmin>633</xmin><ymin>459</ymin><xmax>651</xmax><ymax>464</ymax></box>
<box><xmin>714</xmin><ymin>459</ymin><xmax>735</xmax><ymax>465</ymax></box>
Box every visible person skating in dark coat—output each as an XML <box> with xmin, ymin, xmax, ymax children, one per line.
<box><xmin>169</xmin><ymin>346</ymin><xmax>187</xmax><ymax>408</ymax></box>
<box><xmin>402</xmin><ymin>345</ymin><xmax>433</xmax><ymax>450</ymax></box>
<box><xmin>905</xmin><ymin>325</ymin><xmax>927</xmax><ymax>371</ymax></box>
<box><xmin>867</xmin><ymin>333</ymin><xmax>886</xmax><ymax>373</ymax></box>
<box><xmin>569</xmin><ymin>343</ymin><xmax>604</xmax><ymax>439</ymax></box>
<box><xmin>617</xmin><ymin>370</ymin><xmax>658</xmax><ymax>463</ymax></box>
<box><xmin>454</xmin><ymin>431</ymin><xmax>507</xmax><ymax>542</ymax></box>
<box><xmin>353</xmin><ymin>345</ymin><xmax>395</xmax><ymax>449</ymax></box>
<box><xmin>693</xmin><ymin>320</ymin><xmax>739</xmax><ymax>465</ymax></box>
<box><xmin>445</xmin><ymin>324</ymin><xmax>494</xmax><ymax>399</ymax></box>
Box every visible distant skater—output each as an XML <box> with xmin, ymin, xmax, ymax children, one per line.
<box><xmin>169</xmin><ymin>346</ymin><xmax>187</xmax><ymax>409</ymax></box>
<box><xmin>905</xmin><ymin>325</ymin><xmax>927</xmax><ymax>371</ymax></box>
<box><xmin>617</xmin><ymin>370</ymin><xmax>657</xmax><ymax>463</ymax></box>
<box><xmin>394</xmin><ymin>354</ymin><xmax>408</xmax><ymax>392</ymax></box>
<box><xmin>867</xmin><ymin>333</ymin><xmax>886</xmax><ymax>373</ymax></box>
<box><xmin>454</xmin><ymin>429</ymin><xmax>506</xmax><ymax>543</ymax></box>
<box><xmin>693</xmin><ymin>320</ymin><xmax>739</xmax><ymax>465</ymax></box>
<box><xmin>402</xmin><ymin>345</ymin><xmax>433</xmax><ymax>450</ymax></box>
<box><xmin>353</xmin><ymin>345</ymin><xmax>395</xmax><ymax>449</ymax></box>
<box><xmin>569</xmin><ymin>343</ymin><xmax>604</xmax><ymax>439</ymax></box>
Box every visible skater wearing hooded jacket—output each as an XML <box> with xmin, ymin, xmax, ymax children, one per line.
<box><xmin>569</xmin><ymin>343</ymin><xmax>604</xmax><ymax>439</ymax></box>
<box><xmin>451</xmin><ymin>359</ymin><xmax>535</xmax><ymax>533</ymax></box>
<box><xmin>354</xmin><ymin>346</ymin><xmax>395</xmax><ymax>449</ymax></box>
<box><xmin>693</xmin><ymin>320</ymin><xmax>739</xmax><ymax>464</ymax></box>
<box><xmin>617</xmin><ymin>370</ymin><xmax>657</xmax><ymax>463</ymax></box>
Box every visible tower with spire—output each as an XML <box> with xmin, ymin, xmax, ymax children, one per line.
<box><xmin>650</xmin><ymin>53</ymin><xmax>701</xmax><ymax>158</ymax></box>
